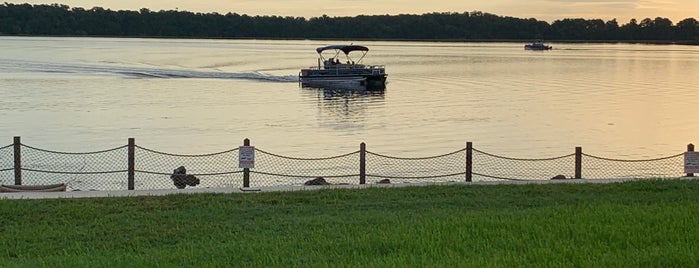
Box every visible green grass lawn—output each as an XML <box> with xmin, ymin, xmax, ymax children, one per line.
<box><xmin>1</xmin><ymin>179</ymin><xmax>699</xmax><ymax>267</ymax></box>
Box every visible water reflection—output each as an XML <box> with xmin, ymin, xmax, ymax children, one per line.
<box><xmin>300</xmin><ymin>82</ymin><xmax>385</xmax><ymax>126</ymax></box>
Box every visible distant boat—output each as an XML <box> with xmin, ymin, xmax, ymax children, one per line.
<box><xmin>524</xmin><ymin>40</ymin><xmax>552</xmax><ymax>50</ymax></box>
<box><xmin>299</xmin><ymin>45</ymin><xmax>387</xmax><ymax>90</ymax></box>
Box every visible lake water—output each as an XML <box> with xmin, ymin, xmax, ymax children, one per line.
<box><xmin>1</xmin><ymin>36</ymin><xmax>698</xmax><ymax>159</ymax></box>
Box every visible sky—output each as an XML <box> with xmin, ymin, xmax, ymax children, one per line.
<box><xmin>6</xmin><ymin>0</ymin><xmax>699</xmax><ymax>24</ymax></box>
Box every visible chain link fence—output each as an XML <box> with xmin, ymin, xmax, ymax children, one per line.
<box><xmin>582</xmin><ymin>153</ymin><xmax>684</xmax><ymax>179</ymax></box>
<box><xmin>251</xmin><ymin>149</ymin><xmax>360</xmax><ymax>187</ymax></box>
<box><xmin>0</xmin><ymin>137</ymin><xmax>694</xmax><ymax>191</ymax></box>
<box><xmin>0</xmin><ymin>144</ymin><xmax>13</xmax><ymax>185</ymax></box>
<box><xmin>472</xmin><ymin>149</ymin><xmax>577</xmax><ymax>181</ymax></box>
<box><xmin>134</xmin><ymin>146</ymin><xmax>243</xmax><ymax>190</ymax></box>
<box><xmin>18</xmin><ymin>144</ymin><xmax>128</xmax><ymax>191</ymax></box>
<box><xmin>366</xmin><ymin>148</ymin><xmax>467</xmax><ymax>183</ymax></box>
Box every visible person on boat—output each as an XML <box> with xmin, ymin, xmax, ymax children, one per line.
<box><xmin>335</xmin><ymin>58</ymin><xmax>340</xmax><ymax>64</ymax></box>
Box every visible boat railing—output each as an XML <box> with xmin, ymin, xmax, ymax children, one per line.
<box><xmin>301</xmin><ymin>63</ymin><xmax>385</xmax><ymax>71</ymax></box>
<box><xmin>310</xmin><ymin>63</ymin><xmax>385</xmax><ymax>70</ymax></box>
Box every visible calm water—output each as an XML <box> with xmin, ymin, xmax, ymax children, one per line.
<box><xmin>1</xmin><ymin>36</ymin><xmax>698</xmax><ymax>159</ymax></box>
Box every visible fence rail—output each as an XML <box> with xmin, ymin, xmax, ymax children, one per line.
<box><xmin>0</xmin><ymin>137</ymin><xmax>694</xmax><ymax>191</ymax></box>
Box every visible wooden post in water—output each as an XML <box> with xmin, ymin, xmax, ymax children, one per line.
<box><xmin>359</xmin><ymin>142</ymin><xmax>366</xmax><ymax>184</ymax></box>
<box><xmin>465</xmin><ymin>142</ymin><xmax>472</xmax><ymax>182</ymax></box>
<box><xmin>13</xmin><ymin>136</ymin><xmax>21</xmax><ymax>185</ymax></box>
<box><xmin>243</xmin><ymin>138</ymin><xmax>250</xmax><ymax>188</ymax></box>
<box><xmin>687</xmin><ymin>144</ymin><xmax>695</xmax><ymax>177</ymax></box>
<box><xmin>128</xmin><ymin>138</ymin><xmax>135</xmax><ymax>190</ymax></box>
<box><xmin>575</xmin><ymin>147</ymin><xmax>582</xmax><ymax>179</ymax></box>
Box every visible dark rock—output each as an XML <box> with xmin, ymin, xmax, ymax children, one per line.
<box><xmin>304</xmin><ymin>177</ymin><xmax>330</xmax><ymax>186</ymax></box>
<box><xmin>550</xmin><ymin>175</ymin><xmax>567</xmax><ymax>180</ymax></box>
<box><xmin>171</xmin><ymin>166</ymin><xmax>200</xmax><ymax>189</ymax></box>
<box><xmin>377</xmin><ymin>179</ymin><xmax>391</xmax><ymax>184</ymax></box>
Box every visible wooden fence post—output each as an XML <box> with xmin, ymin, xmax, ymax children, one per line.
<box><xmin>359</xmin><ymin>142</ymin><xmax>366</xmax><ymax>184</ymax></box>
<box><xmin>13</xmin><ymin>136</ymin><xmax>21</xmax><ymax>185</ymax></box>
<box><xmin>243</xmin><ymin>138</ymin><xmax>250</xmax><ymax>188</ymax></box>
<box><xmin>687</xmin><ymin>144</ymin><xmax>695</xmax><ymax>177</ymax></box>
<box><xmin>128</xmin><ymin>138</ymin><xmax>135</xmax><ymax>190</ymax></box>
<box><xmin>575</xmin><ymin>146</ymin><xmax>582</xmax><ymax>179</ymax></box>
<box><xmin>466</xmin><ymin>142</ymin><xmax>472</xmax><ymax>182</ymax></box>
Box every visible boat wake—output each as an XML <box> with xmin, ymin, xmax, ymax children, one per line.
<box><xmin>0</xmin><ymin>59</ymin><xmax>299</xmax><ymax>82</ymax></box>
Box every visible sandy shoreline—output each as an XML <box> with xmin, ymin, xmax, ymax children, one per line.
<box><xmin>3</xmin><ymin>177</ymin><xmax>693</xmax><ymax>200</ymax></box>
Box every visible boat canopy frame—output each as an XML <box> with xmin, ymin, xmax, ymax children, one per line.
<box><xmin>315</xmin><ymin>45</ymin><xmax>369</xmax><ymax>63</ymax></box>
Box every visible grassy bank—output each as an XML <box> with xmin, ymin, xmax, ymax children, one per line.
<box><xmin>1</xmin><ymin>179</ymin><xmax>699</xmax><ymax>267</ymax></box>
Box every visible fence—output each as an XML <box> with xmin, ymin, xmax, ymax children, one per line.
<box><xmin>0</xmin><ymin>137</ymin><xmax>694</xmax><ymax>191</ymax></box>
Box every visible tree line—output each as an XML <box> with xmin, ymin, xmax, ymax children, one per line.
<box><xmin>1</xmin><ymin>3</ymin><xmax>698</xmax><ymax>41</ymax></box>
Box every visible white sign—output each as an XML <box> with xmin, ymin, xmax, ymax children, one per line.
<box><xmin>239</xmin><ymin>146</ymin><xmax>255</xmax><ymax>168</ymax></box>
<box><xmin>685</xmin><ymin>151</ymin><xmax>699</xmax><ymax>174</ymax></box>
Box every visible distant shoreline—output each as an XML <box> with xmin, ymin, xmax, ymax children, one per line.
<box><xmin>2</xmin><ymin>34</ymin><xmax>698</xmax><ymax>45</ymax></box>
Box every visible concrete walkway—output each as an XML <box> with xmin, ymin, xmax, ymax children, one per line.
<box><xmin>0</xmin><ymin>177</ymin><xmax>692</xmax><ymax>200</ymax></box>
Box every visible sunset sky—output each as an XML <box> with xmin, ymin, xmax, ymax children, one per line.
<box><xmin>6</xmin><ymin>0</ymin><xmax>699</xmax><ymax>24</ymax></box>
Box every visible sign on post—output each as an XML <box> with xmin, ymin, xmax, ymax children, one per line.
<box><xmin>239</xmin><ymin>146</ymin><xmax>255</xmax><ymax>168</ymax></box>
<box><xmin>685</xmin><ymin>151</ymin><xmax>699</xmax><ymax>174</ymax></box>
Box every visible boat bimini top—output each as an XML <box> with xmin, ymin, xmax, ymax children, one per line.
<box><xmin>316</xmin><ymin>45</ymin><xmax>370</xmax><ymax>63</ymax></box>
